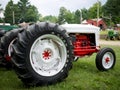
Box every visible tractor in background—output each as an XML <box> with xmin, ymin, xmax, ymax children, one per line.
<box><xmin>106</xmin><ymin>30</ymin><xmax>120</xmax><ymax>40</ymax></box>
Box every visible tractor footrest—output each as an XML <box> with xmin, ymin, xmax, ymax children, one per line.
<box><xmin>74</xmin><ymin>46</ymin><xmax>99</xmax><ymax>56</ymax></box>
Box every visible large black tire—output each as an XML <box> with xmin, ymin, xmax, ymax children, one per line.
<box><xmin>0</xmin><ymin>28</ymin><xmax>23</xmax><ymax>68</ymax></box>
<box><xmin>12</xmin><ymin>22</ymin><xmax>73</xmax><ymax>86</ymax></box>
<box><xmin>96</xmin><ymin>47</ymin><xmax>116</xmax><ymax>71</ymax></box>
<box><xmin>0</xmin><ymin>29</ymin><xmax>6</xmax><ymax>37</ymax></box>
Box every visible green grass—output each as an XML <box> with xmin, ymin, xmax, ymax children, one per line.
<box><xmin>0</xmin><ymin>45</ymin><xmax>120</xmax><ymax>90</ymax></box>
<box><xmin>100</xmin><ymin>30</ymin><xmax>120</xmax><ymax>35</ymax></box>
<box><xmin>100</xmin><ymin>30</ymin><xmax>108</xmax><ymax>35</ymax></box>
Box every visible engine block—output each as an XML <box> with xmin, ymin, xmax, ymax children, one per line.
<box><xmin>72</xmin><ymin>34</ymin><xmax>99</xmax><ymax>57</ymax></box>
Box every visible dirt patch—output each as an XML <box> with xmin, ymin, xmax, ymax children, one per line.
<box><xmin>99</xmin><ymin>40</ymin><xmax>120</xmax><ymax>46</ymax></box>
<box><xmin>100</xmin><ymin>35</ymin><xmax>107</xmax><ymax>39</ymax></box>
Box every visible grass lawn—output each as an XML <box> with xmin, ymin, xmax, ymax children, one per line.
<box><xmin>100</xmin><ymin>30</ymin><xmax>108</xmax><ymax>35</ymax></box>
<box><xmin>100</xmin><ymin>30</ymin><xmax>120</xmax><ymax>35</ymax></box>
<box><xmin>0</xmin><ymin>45</ymin><xmax>120</xmax><ymax>90</ymax></box>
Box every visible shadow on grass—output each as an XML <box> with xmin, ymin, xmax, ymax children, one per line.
<box><xmin>73</xmin><ymin>60</ymin><xmax>99</xmax><ymax>73</ymax></box>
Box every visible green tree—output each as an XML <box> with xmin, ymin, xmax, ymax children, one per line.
<box><xmin>0</xmin><ymin>4</ymin><xmax>4</xmax><ymax>22</ymax></box>
<box><xmin>41</xmin><ymin>15</ymin><xmax>58</xmax><ymax>23</ymax></box>
<box><xmin>0</xmin><ymin>4</ymin><xmax>3</xmax><ymax>14</ymax></box>
<box><xmin>58</xmin><ymin>7</ymin><xmax>74</xmax><ymax>24</ymax></box>
<box><xmin>88</xmin><ymin>2</ymin><xmax>102</xmax><ymax>19</ymax></box>
<box><xmin>13</xmin><ymin>4</ymin><xmax>21</xmax><ymax>24</ymax></box>
<box><xmin>4</xmin><ymin>0</ymin><xmax>14</xmax><ymax>24</ymax></box>
<box><xmin>18</xmin><ymin>0</ymin><xmax>39</xmax><ymax>23</ymax></box>
<box><xmin>81</xmin><ymin>8</ymin><xmax>89</xmax><ymax>20</ymax></box>
<box><xmin>0</xmin><ymin>4</ymin><xmax>2</xmax><ymax>10</ymax></box>
<box><xmin>18</xmin><ymin>0</ymin><xmax>30</xmax><ymax>22</ymax></box>
<box><xmin>74</xmin><ymin>10</ymin><xmax>80</xmax><ymax>24</ymax></box>
<box><xmin>25</xmin><ymin>5</ymin><xmax>39</xmax><ymax>22</ymax></box>
<box><xmin>73</xmin><ymin>8</ymin><xmax>88</xmax><ymax>24</ymax></box>
<box><xmin>4</xmin><ymin>0</ymin><xmax>21</xmax><ymax>24</ymax></box>
<box><xmin>58</xmin><ymin>7</ymin><xmax>67</xmax><ymax>24</ymax></box>
<box><xmin>4</xmin><ymin>0</ymin><xmax>39</xmax><ymax>24</ymax></box>
<box><xmin>103</xmin><ymin>0</ymin><xmax>120</xmax><ymax>24</ymax></box>
<box><xmin>65</xmin><ymin>10</ymin><xmax>74</xmax><ymax>24</ymax></box>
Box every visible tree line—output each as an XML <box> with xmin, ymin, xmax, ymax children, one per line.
<box><xmin>0</xmin><ymin>0</ymin><xmax>120</xmax><ymax>26</ymax></box>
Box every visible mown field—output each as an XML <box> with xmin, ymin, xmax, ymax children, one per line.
<box><xmin>100</xmin><ymin>30</ymin><xmax>120</xmax><ymax>35</ymax></box>
<box><xmin>0</xmin><ymin>45</ymin><xmax>120</xmax><ymax>90</ymax></box>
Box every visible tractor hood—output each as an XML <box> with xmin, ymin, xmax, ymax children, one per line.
<box><xmin>61</xmin><ymin>24</ymin><xmax>100</xmax><ymax>34</ymax></box>
<box><xmin>61</xmin><ymin>24</ymin><xmax>100</xmax><ymax>46</ymax></box>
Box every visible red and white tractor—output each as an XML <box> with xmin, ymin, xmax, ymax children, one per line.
<box><xmin>0</xmin><ymin>22</ymin><xmax>116</xmax><ymax>86</ymax></box>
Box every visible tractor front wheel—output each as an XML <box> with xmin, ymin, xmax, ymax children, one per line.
<box><xmin>95</xmin><ymin>47</ymin><xmax>116</xmax><ymax>71</ymax></box>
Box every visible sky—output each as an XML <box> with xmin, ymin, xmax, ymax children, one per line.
<box><xmin>0</xmin><ymin>0</ymin><xmax>107</xmax><ymax>16</ymax></box>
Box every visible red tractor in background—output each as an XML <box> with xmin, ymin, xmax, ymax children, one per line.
<box><xmin>0</xmin><ymin>22</ymin><xmax>116</xmax><ymax>86</ymax></box>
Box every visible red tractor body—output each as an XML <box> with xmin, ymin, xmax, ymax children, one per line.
<box><xmin>73</xmin><ymin>34</ymin><xmax>99</xmax><ymax>57</ymax></box>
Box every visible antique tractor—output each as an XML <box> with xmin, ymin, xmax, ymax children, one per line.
<box><xmin>0</xmin><ymin>22</ymin><xmax>116</xmax><ymax>86</ymax></box>
<box><xmin>106</xmin><ymin>30</ymin><xmax>120</xmax><ymax>40</ymax></box>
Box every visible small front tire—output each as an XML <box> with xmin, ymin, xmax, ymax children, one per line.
<box><xmin>96</xmin><ymin>47</ymin><xmax>116</xmax><ymax>71</ymax></box>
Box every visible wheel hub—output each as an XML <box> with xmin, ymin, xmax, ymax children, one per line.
<box><xmin>102</xmin><ymin>52</ymin><xmax>114</xmax><ymax>69</ymax></box>
<box><xmin>42</xmin><ymin>49</ymin><xmax>52</xmax><ymax>60</ymax></box>
<box><xmin>105</xmin><ymin>57</ymin><xmax>110</xmax><ymax>63</ymax></box>
<box><xmin>30</xmin><ymin>34</ymin><xmax>67</xmax><ymax>76</ymax></box>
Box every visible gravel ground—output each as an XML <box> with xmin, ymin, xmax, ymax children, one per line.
<box><xmin>99</xmin><ymin>40</ymin><xmax>120</xmax><ymax>46</ymax></box>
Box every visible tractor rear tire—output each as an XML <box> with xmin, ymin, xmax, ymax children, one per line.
<box><xmin>11</xmin><ymin>22</ymin><xmax>73</xmax><ymax>86</ymax></box>
<box><xmin>95</xmin><ymin>47</ymin><xmax>116</xmax><ymax>71</ymax></box>
<box><xmin>0</xmin><ymin>29</ymin><xmax>22</xmax><ymax>68</ymax></box>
